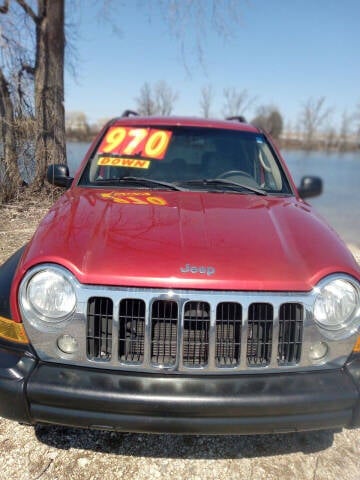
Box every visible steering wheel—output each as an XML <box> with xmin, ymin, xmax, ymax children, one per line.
<box><xmin>217</xmin><ymin>170</ymin><xmax>253</xmax><ymax>180</ymax></box>
<box><xmin>258</xmin><ymin>152</ymin><xmax>273</xmax><ymax>173</ymax></box>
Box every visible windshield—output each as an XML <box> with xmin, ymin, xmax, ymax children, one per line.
<box><xmin>78</xmin><ymin>125</ymin><xmax>292</xmax><ymax>194</ymax></box>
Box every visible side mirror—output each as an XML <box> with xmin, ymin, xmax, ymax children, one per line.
<box><xmin>297</xmin><ymin>176</ymin><xmax>323</xmax><ymax>199</ymax></box>
<box><xmin>47</xmin><ymin>164</ymin><xmax>73</xmax><ymax>188</ymax></box>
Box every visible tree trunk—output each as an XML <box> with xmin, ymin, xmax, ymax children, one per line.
<box><xmin>0</xmin><ymin>68</ymin><xmax>22</xmax><ymax>202</ymax></box>
<box><xmin>33</xmin><ymin>0</ymin><xmax>65</xmax><ymax>190</ymax></box>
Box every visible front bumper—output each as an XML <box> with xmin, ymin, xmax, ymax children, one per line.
<box><xmin>1</xmin><ymin>343</ymin><xmax>360</xmax><ymax>435</ymax></box>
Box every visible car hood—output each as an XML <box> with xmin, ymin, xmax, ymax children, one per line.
<box><xmin>18</xmin><ymin>188</ymin><xmax>360</xmax><ymax>291</ymax></box>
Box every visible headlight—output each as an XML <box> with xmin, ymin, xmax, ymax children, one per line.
<box><xmin>19</xmin><ymin>265</ymin><xmax>77</xmax><ymax>327</ymax></box>
<box><xmin>314</xmin><ymin>278</ymin><xmax>360</xmax><ymax>339</ymax></box>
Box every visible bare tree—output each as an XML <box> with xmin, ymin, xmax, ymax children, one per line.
<box><xmin>338</xmin><ymin>110</ymin><xmax>354</xmax><ymax>151</ymax></box>
<box><xmin>222</xmin><ymin>87</ymin><xmax>256</xmax><ymax>119</ymax></box>
<box><xmin>136</xmin><ymin>81</ymin><xmax>178</xmax><ymax>116</ymax></box>
<box><xmin>0</xmin><ymin>68</ymin><xmax>22</xmax><ymax>202</ymax></box>
<box><xmin>354</xmin><ymin>103</ymin><xmax>360</xmax><ymax>142</ymax></box>
<box><xmin>299</xmin><ymin>97</ymin><xmax>332</xmax><ymax>150</ymax></box>
<box><xmin>251</xmin><ymin>105</ymin><xmax>284</xmax><ymax>140</ymax></box>
<box><xmin>66</xmin><ymin>111</ymin><xmax>89</xmax><ymax>133</ymax></box>
<box><xmin>0</xmin><ymin>2</ymin><xmax>34</xmax><ymax>201</ymax></box>
<box><xmin>324</xmin><ymin>124</ymin><xmax>337</xmax><ymax>151</ymax></box>
<box><xmin>0</xmin><ymin>0</ymin><xmax>65</xmax><ymax>194</ymax></box>
<box><xmin>135</xmin><ymin>82</ymin><xmax>156</xmax><ymax>116</ymax></box>
<box><xmin>154</xmin><ymin>0</ymin><xmax>242</xmax><ymax>72</ymax></box>
<box><xmin>154</xmin><ymin>81</ymin><xmax>178</xmax><ymax>115</ymax></box>
<box><xmin>199</xmin><ymin>84</ymin><xmax>214</xmax><ymax>118</ymax></box>
<box><xmin>32</xmin><ymin>0</ymin><xmax>66</xmax><ymax>189</ymax></box>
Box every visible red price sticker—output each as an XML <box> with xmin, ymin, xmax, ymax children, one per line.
<box><xmin>98</xmin><ymin>127</ymin><xmax>172</xmax><ymax>160</ymax></box>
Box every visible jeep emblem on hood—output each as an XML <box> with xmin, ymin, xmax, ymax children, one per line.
<box><xmin>180</xmin><ymin>264</ymin><xmax>216</xmax><ymax>276</ymax></box>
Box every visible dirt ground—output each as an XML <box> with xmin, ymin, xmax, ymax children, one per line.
<box><xmin>1</xmin><ymin>197</ymin><xmax>360</xmax><ymax>480</ymax></box>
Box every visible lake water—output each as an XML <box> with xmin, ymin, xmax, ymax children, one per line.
<box><xmin>66</xmin><ymin>142</ymin><xmax>360</xmax><ymax>247</ymax></box>
<box><xmin>284</xmin><ymin>150</ymin><xmax>360</xmax><ymax>247</ymax></box>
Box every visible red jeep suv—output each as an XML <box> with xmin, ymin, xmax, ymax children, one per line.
<box><xmin>0</xmin><ymin>113</ymin><xmax>359</xmax><ymax>434</ymax></box>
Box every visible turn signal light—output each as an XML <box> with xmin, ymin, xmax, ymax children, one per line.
<box><xmin>352</xmin><ymin>336</ymin><xmax>360</xmax><ymax>353</ymax></box>
<box><xmin>0</xmin><ymin>315</ymin><xmax>29</xmax><ymax>344</ymax></box>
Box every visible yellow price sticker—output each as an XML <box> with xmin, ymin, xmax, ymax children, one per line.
<box><xmin>97</xmin><ymin>156</ymin><xmax>150</xmax><ymax>169</ymax></box>
<box><xmin>100</xmin><ymin>191</ymin><xmax>168</xmax><ymax>206</ymax></box>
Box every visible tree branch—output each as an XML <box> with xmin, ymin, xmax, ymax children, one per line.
<box><xmin>0</xmin><ymin>66</ymin><xmax>10</xmax><ymax>93</ymax></box>
<box><xmin>15</xmin><ymin>0</ymin><xmax>38</xmax><ymax>23</ymax></box>
<box><xmin>21</xmin><ymin>63</ymin><xmax>35</xmax><ymax>76</ymax></box>
<box><xmin>0</xmin><ymin>1</ymin><xmax>9</xmax><ymax>14</ymax></box>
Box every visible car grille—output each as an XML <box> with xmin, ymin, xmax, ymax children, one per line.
<box><xmin>87</xmin><ymin>297</ymin><xmax>113</xmax><ymax>360</ymax></box>
<box><xmin>86</xmin><ymin>295</ymin><xmax>304</xmax><ymax>372</ymax></box>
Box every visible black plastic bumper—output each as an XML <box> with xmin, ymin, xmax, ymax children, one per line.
<box><xmin>1</xmin><ymin>343</ymin><xmax>360</xmax><ymax>434</ymax></box>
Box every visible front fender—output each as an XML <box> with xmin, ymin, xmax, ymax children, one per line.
<box><xmin>0</xmin><ymin>246</ymin><xmax>26</xmax><ymax>319</ymax></box>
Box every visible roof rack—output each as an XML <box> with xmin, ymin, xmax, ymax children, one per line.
<box><xmin>121</xmin><ymin>110</ymin><xmax>139</xmax><ymax>117</ymax></box>
<box><xmin>226</xmin><ymin>116</ymin><xmax>247</xmax><ymax>123</ymax></box>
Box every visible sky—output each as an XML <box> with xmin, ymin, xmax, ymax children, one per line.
<box><xmin>64</xmin><ymin>0</ymin><xmax>360</xmax><ymax>129</ymax></box>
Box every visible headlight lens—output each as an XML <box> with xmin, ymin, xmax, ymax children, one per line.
<box><xmin>28</xmin><ymin>269</ymin><xmax>76</xmax><ymax>318</ymax></box>
<box><xmin>22</xmin><ymin>267</ymin><xmax>76</xmax><ymax>323</ymax></box>
<box><xmin>314</xmin><ymin>278</ymin><xmax>359</xmax><ymax>338</ymax></box>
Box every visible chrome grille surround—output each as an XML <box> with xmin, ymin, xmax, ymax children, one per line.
<box><xmin>21</xmin><ymin>269</ymin><xmax>360</xmax><ymax>375</ymax></box>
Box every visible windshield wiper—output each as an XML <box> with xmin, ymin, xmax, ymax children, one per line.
<box><xmin>179</xmin><ymin>178</ymin><xmax>268</xmax><ymax>196</ymax></box>
<box><xmin>94</xmin><ymin>176</ymin><xmax>186</xmax><ymax>191</ymax></box>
